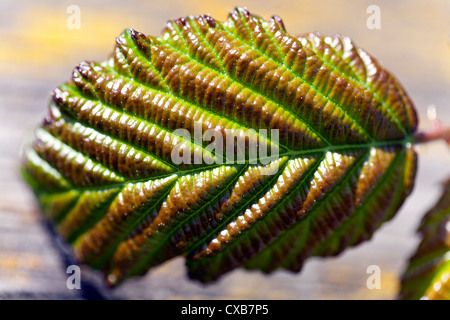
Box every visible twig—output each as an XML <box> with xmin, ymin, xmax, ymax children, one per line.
<box><xmin>413</xmin><ymin>126</ymin><xmax>450</xmax><ymax>145</ymax></box>
<box><xmin>413</xmin><ymin>105</ymin><xmax>450</xmax><ymax>146</ymax></box>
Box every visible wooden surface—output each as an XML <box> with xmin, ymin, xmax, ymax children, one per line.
<box><xmin>0</xmin><ymin>0</ymin><xmax>449</xmax><ymax>299</ymax></box>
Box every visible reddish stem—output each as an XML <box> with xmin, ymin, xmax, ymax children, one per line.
<box><xmin>413</xmin><ymin>126</ymin><xmax>450</xmax><ymax>145</ymax></box>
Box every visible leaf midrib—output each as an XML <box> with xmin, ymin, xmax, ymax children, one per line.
<box><xmin>36</xmin><ymin>137</ymin><xmax>412</xmax><ymax>196</ymax></box>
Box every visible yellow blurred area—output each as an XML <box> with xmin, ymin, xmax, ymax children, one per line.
<box><xmin>1</xmin><ymin>0</ymin><xmax>449</xmax><ymax>84</ymax></box>
<box><xmin>0</xmin><ymin>7</ymin><xmax>145</xmax><ymax>78</ymax></box>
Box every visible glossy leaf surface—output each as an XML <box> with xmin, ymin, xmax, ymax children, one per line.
<box><xmin>22</xmin><ymin>7</ymin><xmax>418</xmax><ymax>285</ymax></box>
<box><xmin>400</xmin><ymin>179</ymin><xmax>450</xmax><ymax>300</ymax></box>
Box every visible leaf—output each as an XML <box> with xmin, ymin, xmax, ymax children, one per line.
<box><xmin>21</xmin><ymin>7</ymin><xmax>418</xmax><ymax>286</ymax></box>
<box><xmin>399</xmin><ymin>179</ymin><xmax>450</xmax><ymax>300</ymax></box>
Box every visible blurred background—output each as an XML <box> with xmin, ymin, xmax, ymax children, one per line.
<box><xmin>0</xmin><ymin>0</ymin><xmax>449</xmax><ymax>299</ymax></box>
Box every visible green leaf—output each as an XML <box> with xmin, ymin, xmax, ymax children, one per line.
<box><xmin>399</xmin><ymin>179</ymin><xmax>450</xmax><ymax>300</ymax></box>
<box><xmin>22</xmin><ymin>7</ymin><xmax>418</xmax><ymax>286</ymax></box>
